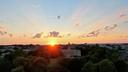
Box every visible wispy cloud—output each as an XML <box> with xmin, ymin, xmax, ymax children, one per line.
<box><xmin>71</xmin><ymin>3</ymin><xmax>90</xmax><ymax>27</ymax></box>
<box><xmin>0</xmin><ymin>26</ymin><xmax>7</xmax><ymax>36</ymax></box>
<box><xmin>0</xmin><ymin>26</ymin><xmax>14</xmax><ymax>37</ymax></box>
<box><xmin>119</xmin><ymin>8</ymin><xmax>128</xmax><ymax>18</ymax></box>
<box><xmin>79</xmin><ymin>29</ymin><xmax>100</xmax><ymax>38</ymax></box>
<box><xmin>23</xmin><ymin>34</ymin><xmax>26</xmax><ymax>37</ymax></box>
<box><xmin>33</xmin><ymin>32</ymin><xmax>43</xmax><ymax>39</ymax></box>
<box><xmin>75</xmin><ymin>23</ymin><xmax>80</xmax><ymax>27</ymax></box>
<box><xmin>79</xmin><ymin>8</ymin><xmax>128</xmax><ymax>38</ymax></box>
<box><xmin>0</xmin><ymin>31</ymin><xmax>5</xmax><ymax>35</ymax></box>
<box><xmin>119</xmin><ymin>14</ymin><xmax>127</xmax><ymax>18</ymax></box>
<box><xmin>79</xmin><ymin>23</ymin><xmax>118</xmax><ymax>38</ymax></box>
<box><xmin>104</xmin><ymin>24</ymin><xmax>118</xmax><ymax>31</ymax></box>
<box><xmin>44</xmin><ymin>31</ymin><xmax>62</xmax><ymax>38</ymax></box>
<box><xmin>9</xmin><ymin>34</ymin><xmax>13</xmax><ymax>37</ymax></box>
<box><xmin>86</xmin><ymin>29</ymin><xmax>100</xmax><ymax>37</ymax></box>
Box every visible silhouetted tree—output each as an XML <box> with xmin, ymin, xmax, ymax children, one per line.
<box><xmin>81</xmin><ymin>61</ymin><xmax>96</xmax><ymax>72</ymax></box>
<box><xmin>97</xmin><ymin>59</ymin><xmax>117</xmax><ymax>72</ymax></box>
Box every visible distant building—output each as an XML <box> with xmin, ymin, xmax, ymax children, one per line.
<box><xmin>61</xmin><ymin>43</ymin><xmax>81</xmax><ymax>58</ymax></box>
<box><xmin>119</xmin><ymin>44</ymin><xmax>128</xmax><ymax>60</ymax></box>
<box><xmin>99</xmin><ymin>43</ymin><xmax>128</xmax><ymax>60</ymax></box>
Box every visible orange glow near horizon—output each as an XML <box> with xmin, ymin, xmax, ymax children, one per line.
<box><xmin>47</xmin><ymin>38</ymin><xmax>57</xmax><ymax>46</ymax></box>
<box><xmin>47</xmin><ymin>44</ymin><xmax>61</xmax><ymax>58</ymax></box>
<box><xmin>47</xmin><ymin>38</ymin><xmax>59</xmax><ymax>57</ymax></box>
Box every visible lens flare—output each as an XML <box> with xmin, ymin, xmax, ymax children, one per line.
<box><xmin>46</xmin><ymin>39</ymin><xmax>61</xmax><ymax>58</ymax></box>
<box><xmin>48</xmin><ymin>38</ymin><xmax>57</xmax><ymax>46</ymax></box>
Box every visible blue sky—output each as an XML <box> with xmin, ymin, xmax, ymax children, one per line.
<box><xmin>0</xmin><ymin>0</ymin><xmax>128</xmax><ymax>44</ymax></box>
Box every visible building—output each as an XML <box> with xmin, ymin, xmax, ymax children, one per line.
<box><xmin>61</xmin><ymin>43</ymin><xmax>81</xmax><ymax>58</ymax></box>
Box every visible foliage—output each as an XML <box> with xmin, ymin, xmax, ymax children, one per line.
<box><xmin>81</xmin><ymin>61</ymin><xmax>96</xmax><ymax>72</ymax></box>
<box><xmin>97</xmin><ymin>59</ymin><xmax>117</xmax><ymax>72</ymax></box>
<box><xmin>0</xmin><ymin>45</ymin><xmax>127</xmax><ymax>72</ymax></box>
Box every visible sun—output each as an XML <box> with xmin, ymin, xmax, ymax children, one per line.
<box><xmin>48</xmin><ymin>39</ymin><xmax>57</xmax><ymax>46</ymax></box>
<box><xmin>50</xmin><ymin>41</ymin><xmax>56</xmax><ymax>46</ymax></box>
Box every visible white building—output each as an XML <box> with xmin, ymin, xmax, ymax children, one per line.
<box><xmin>61</xmin><ymin>43</ymin><xmax>81</xmax><ymax>58</ymax></box>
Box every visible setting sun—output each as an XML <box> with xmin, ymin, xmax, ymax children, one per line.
<box><xmin>48</xmin><ymin>38</ymin><xmax>57</xmax><ymax>46</ymax></box>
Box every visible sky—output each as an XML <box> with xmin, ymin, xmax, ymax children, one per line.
<box><xmin>0</xmin><ymin>0</ymin><xmax>128</xmax><ymax>45</ymax></box>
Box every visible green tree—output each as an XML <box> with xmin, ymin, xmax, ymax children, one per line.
<box><xmin>97</xmin><ymin>59</ymin><xmax>117</xmax><ymax>72</ymax></box>
<box><xmin>13</xmin><ymin>56</ymin><xmax>48</xmax><ymax>72</ymax></box>
<box><xmin>48</xmin><ymin>58</ymin><xmax>70</xmax><ymax>72</ymax></box>
<box><xmin>68</xmin><ymin>58</ymin><xmax>84</xmax><ymax>72</ymax></box>
<box><xmin>81</xmin><ymin>61</ymin><xmax>96</xmax><ymax>72</ymax></box>
<box><xmin>115</xmin><ymin>59</ymin><xmax>128</xmax><ymax>72</ymax></box>
<box><xmin>11</xmin><ymin>66</ymin><xmax>24</xmax><ymax>72</ymax></box>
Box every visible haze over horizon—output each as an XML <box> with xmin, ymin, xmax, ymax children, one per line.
<box><xmin>0</xmin><ymin>0</ymin><xmax>128</xmax><ymax>45</ymax></box>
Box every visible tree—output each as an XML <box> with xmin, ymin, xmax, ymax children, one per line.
<box><xmin>115</xmin><ymin>59</ymin><xmax>128</xmax><ymax>72</ymax></box>
<box><xmin>68</xmin><ymin>58</ymin><xmax>84</xmax><ymax>72</ymax></box>
<box><xmin>81</xmin><ymin>61</ymin><xmax>96</xmax><ymax>72</ymax></box>
<box><xmin>97</xmin><ymin>59</ymin><xmax>117</xmax><ymax>72</ymax></box>
<box><xmin>13</xmin><ymin>56</ymin><xmax>48</xmax><ymax>72</ymax></box>
<box><xmin>46</xmin><ymin>58</ymin><xmax>70</xmax><ymax>72</ymax></box>
<box><xmin>11</xmin><ymin>66</ymin><xmax>24</xmax><ymax>72</ymax></box>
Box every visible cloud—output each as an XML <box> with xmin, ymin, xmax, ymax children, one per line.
<box><xmin>49</xmin><ymin>31</ymin><xmax>59</xmax><ymax>37</ymax></box>
<box><xmin>0</xmin><ymin>28</ymin><xmax>7</xmax><ymax>35</ymax></box>
<box><xmin>57</xmin><ymin>16</ymin><xmax>61</xmax><ymax>19</ymax></box>
<box><xmin>119</xmin><ymin>14</ymin><xmax>127</xmax><ymax>18</ymax></box>
<box><xmin>23</xmin><ymin>34</ymin><xmax>26</xmax><ymax>37</ymax></box>
<box><xmin>33</xmin><ymin>31</ymin><xmax>70</xmax><ymax>39</ymax></box>
<box><xmin>119</xmin><ymin>9</ymin><xmax>128</xmax><ymax>18</ymax></box>
<box><xmin>67</xmin><ymin>33</ymin><xmax>71</xmax><ymax>37</ymax></box>
<box><xmin>44</xmin><ymin>31</ymin><xmax>63</xmax><ymax>38</ymax></box>
<box><xmin>104</xmin><ymin>24</ymin><xmax>118</xmax><ymax>31</ymax></box>
<box><xmin>79</xmin><ymin>8</ymin><xmax>127</xmax><ymax>39</ymax></box>
<box><xmin>79</xmin><ymin>24</ymin><xmax>118</xmax><ymax>38</ymax></box>
<box><xmin>9</xmin><ymin>34</ymin><xmax>13</xmax><ymax>37</ymax></box>
<box><xmin>0</xmin><ymin>26</ymin><xmax>13</xmax><ymax>37</ymax></box>
<box><xmin>86</xmin><ymin>29</ymin><xmax>100</xmax><ymax>37</ymax></box>
<box><xmin>4</xmin><ymin>32</ymin><xmax>7</xmax><ymax>34</ymax></box>
<box><xmin>0</xmin><ymin>31</ymin><xmax>4</xmax><ymax>35</ymax></box>
<box><xmin>0</xmin><ymin>26</ymin><xmax>14</xmax><ymax>37</ymax></box>
<box><xmin>33</xmin><ymin>32</ymin><xmax>43</xmax><ymax>39</ymax></box>
<box><xmin>71</xmin><ymin>3</ymin><xmax>90</xmax><ymax>27</ymax></box>
<box><xmin>79</xmin><ymin>29</ymin><xmax>100</xmax><ymax>38</ymax></box>
<box><xmin>75</xmin><ymin>23</ymin><xmax>80</xmax><ymax>27</ymax></box>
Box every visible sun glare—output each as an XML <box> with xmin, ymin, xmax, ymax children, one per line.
<box><xmin>48</xmin><ymin>39</ymin><xmax>57</xmax><ymax>46</ymax></box>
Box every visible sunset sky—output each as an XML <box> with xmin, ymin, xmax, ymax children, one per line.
<box><xmin>0</xmin><ymin>0</ymin><xmax>128</xmax><ymax>45</ymax></box>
